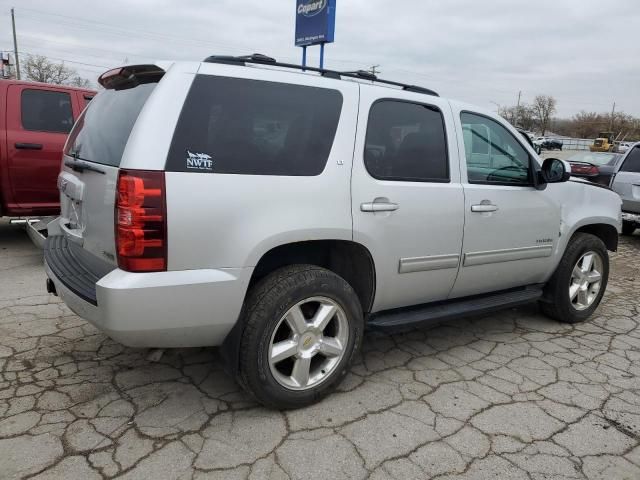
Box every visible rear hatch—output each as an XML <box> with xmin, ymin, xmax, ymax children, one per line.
<box><xmin>57</xmin><ymin>66</ymin><xmax>162</xmax><ymax>267</ymax></box>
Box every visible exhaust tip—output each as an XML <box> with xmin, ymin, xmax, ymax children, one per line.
<box><xmin>46</xmin><ymin>278</ymin><xmax>57</xmax><ymax>296</ymax></box>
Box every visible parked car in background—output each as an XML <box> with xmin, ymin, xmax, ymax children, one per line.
<box><xmin>517</xmin><ymin>128</ymin><xmax>541</xmax><ymax>154</ymax></box>
<box><xmin>541</xmin><ymin>138</ymin><xmax>563</xmax><ymax>150</ymax></box>
<box><xmin>0</xmin><ymin>79</ymin><xmax>95</xmax><ymax>217</ymax></box>
<box><xmin>43</xmin><ymin>57</ymin><xmax>621</xmax><ymax>409</ymax></box>
<box><xmin>611</xmin><ymin>144</ymin><xmax>640</xmax><ymax>235</ymax></box>
<box><xmin>617</xmin><ymin>142</ymin><xmax>634</xmax><ymax>153</ymax></box>
<box><xmin>566</xmin><ymin>151</ymin><xmax>623</xmax><ymax>186</ymax></box>
<box><xmin>532</xmin><ymin>136</ymin><xmax>544</xmax><ymax>154</ymax></box>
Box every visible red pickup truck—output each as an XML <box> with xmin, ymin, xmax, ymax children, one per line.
<box><xmin>0</xmin><ymin>79</ymin><xmax>95</xmax><ymax>217</ymax></box>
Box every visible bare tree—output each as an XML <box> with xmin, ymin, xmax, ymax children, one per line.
<box><xmin>67</xmin><ymin>75</ymin><xmax>92</xmax><ymax>88</ymax></box>
<box><xmin>498</xmin><ymin>104</ymin><xmax>536</xmax><ymax>131</ymax></box>
<box><xmin>23</xmin><ymin>55</ymin><xmax>92</xmax><ymax>87</ymax></box>
<box><xmin>553</xmin><ymin>110</ymin><xmax>640</xmax><ymax>141</ymax></box>
<box><xmin>531</xmin><ymin>95</ymin><xmax>557</xmax><ymax>135</ymax></box>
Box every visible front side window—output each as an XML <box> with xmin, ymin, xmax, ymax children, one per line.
<box><xmin>620</xmin><ymin>147</ymin><xmax>640</xmax><ymax>173</ymax></box>
<box><xmin>364</xmin><ymin>100</ymin><xmax>449</xmax><ymax>182</ymax></box>
<box><xmin>461</xmin><ymin>112</ymin><xmax>531</xmax><ymax>185</ymax></box>
<box><xmin>167</xmin><ymin>76</ymin><xmax>343</xmax><ymax>176</ymax></box>
<box><xmin>21</xmin><ymin>89</ymin><xmax>73</xmax><ymax>133</ymax></box>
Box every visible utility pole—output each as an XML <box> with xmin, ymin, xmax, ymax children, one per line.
<box><xmin>11</xmin><ymin>7</ymin><xmax>20</xmax><ymax>80</ymax></box>
<box><xmin>514</xmin><ymin>90</ymin><xmax>522</xmax><ymax>126</ymax></box>
<box><xmin>368</xmin><ymin>65</ymin><xmax>380</xmax><ymax>77</ymax></box>
<box><xmin>609</xmin><ymin>101</ymin><xmax>616</xmax><ymax>132</ymax></box>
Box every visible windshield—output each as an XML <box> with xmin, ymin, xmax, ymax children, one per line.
<box><xmin>64</xmin><ymin>83</ymin><xmax>156</xmax><ymax>167</ymax></box>
<box><xmin>568</xmin><ymin>152</ymin><xmax>618</xmax><ymax>166</ymax></box>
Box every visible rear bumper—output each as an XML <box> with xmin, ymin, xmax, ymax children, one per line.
<box><xmin>44</xmin><ymin>236</ymin><xmax>249</xmax><ymax>348</ymax></box>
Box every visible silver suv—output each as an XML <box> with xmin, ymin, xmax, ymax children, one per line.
<box><xmin>611</xmin><ymin>143</ymin><xmax>640</xmax><ymax>235</ymax></box>
<box><xmin>44</xmin><ymin>55</ymin><xmax>621</xmax><ymax>408</ymax></box>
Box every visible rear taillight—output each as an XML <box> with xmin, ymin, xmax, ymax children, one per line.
<box><xmin>570</xmin><ymin>164</ymin><xmax>599</xmax><ymax>176</ymax></box>
<box><xmin>115</xmin><ymin>170</ymin><xmax>167</xmax><ymax>272</ymax></box>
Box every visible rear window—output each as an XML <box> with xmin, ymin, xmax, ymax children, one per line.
<box><xmin>65</xmin><ymin>83</ymin><xmax>156</xmax><ymax>167</ymax></box>
<box><xmin>166</xmin><ymin>75</ymin><xmax>343</xmax><ymax>176</ymax></box>
<box><xmin>21</xmin><ymin>89</ymin><xmax>74</xmax><ymax>133</ymax></box>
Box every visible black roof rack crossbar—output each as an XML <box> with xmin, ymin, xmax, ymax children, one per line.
<box><xmin>203</xmin><ymin>54</ymin><xmax>439</xmax><ymax>97</ymax></box>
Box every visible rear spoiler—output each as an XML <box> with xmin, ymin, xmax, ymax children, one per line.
<box><xmin>98</xmin><ymin>64</ymin><xmax>165</xmax><ymax>90</ymax></box>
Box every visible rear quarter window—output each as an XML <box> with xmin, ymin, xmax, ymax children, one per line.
<box><xmin>166</xmin><ymin>75</ymin><xmax>343</xmax><ymax>176</ymax></box>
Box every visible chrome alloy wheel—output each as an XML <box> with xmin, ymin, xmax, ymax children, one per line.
<box><xmin>268</xmin><ymin>296</ymin><xmax>349</xmax><ymax>391</ymax></box>
<box><xmin>569</xmin><ymin>251</ymin><xmax>603</xmax><ymax>311</ymax></box>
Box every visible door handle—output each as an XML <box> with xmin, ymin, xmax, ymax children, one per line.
<box><xmin>15</xmin><ymin>143</ymin><xmax>43</xmax><ymax>150</ymax></box>
<box><xmin>471</xmin><ymin>204</ymin><xmax>498</xmax><ymax>213</ymax></box>
<box><xmin>361</xmin><ymin>201</ymin><xmax>399</xmax><ymax>212</ymax></box>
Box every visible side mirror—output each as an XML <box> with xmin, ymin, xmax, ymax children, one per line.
<box><xmin>540</xmin><ymin>158</ymin><xmax>571</xmax><ymax>183</ymax></box>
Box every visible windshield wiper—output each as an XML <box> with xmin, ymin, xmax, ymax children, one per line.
<box><xmin>64</xmin><ymin>157</ymin><xmax>106</xmax><ymax>175</ymax></box>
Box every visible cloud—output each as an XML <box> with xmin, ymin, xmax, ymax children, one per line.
<box><xmin>1</xmin><ymin>0</ymin><xmax>637</xmax><ymax>116</ymax></box>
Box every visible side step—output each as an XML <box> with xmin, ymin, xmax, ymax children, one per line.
<box><xmin>367</xmin><ymin>286</ymin><xmax>543</xmax><ymax>331</ymax></box>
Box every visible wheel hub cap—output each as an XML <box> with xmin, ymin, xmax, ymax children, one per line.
<box><xmin>569</xmin><ymin>251</ymin><xmax>603</xmax><ymax>311</ymax></box>
<box><xmin>268</xmin><ymin>296</ymin><xmax>349</xmax><ymax>391</ymax></box>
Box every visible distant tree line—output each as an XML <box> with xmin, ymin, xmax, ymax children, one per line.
<box><xmin>22</xmin><ymin>54</ymin><xmax>92</xmax><ymax>88</ymax></box>
<box><xmin>553</xmin><ymin>111</ymin><xmax>640</xmax><ymax>141</ymax></box>
<box><xmin>498</xmin><ymin>95</ymin><xmax>557</xmax><ymax>136</ymax></box>
<box><xmin>499</xmin><ymin>94</ymin><xmax>639</xmax><ymax>141</ymax></box>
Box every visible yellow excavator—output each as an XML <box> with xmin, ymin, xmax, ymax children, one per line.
<box><xmin>590</xmin><ymin>132</ymin><xmax>615</xmax><ymax>152</ymax></box>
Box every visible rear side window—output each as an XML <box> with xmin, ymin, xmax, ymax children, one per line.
<box><xmin>364</xmin><ymin>100</ymin><xmax>449</xmax><ymax>182</ymax></box>
<box><xmin>167</xmin><ymin>76</ymin><xmax>343</xmax><ymax>175</ymax></box>
<box><xmin>65</xmin><ymin>83</ymin><xmax>156</xmax><ymax>167</ymax></box>
<box><xmin>21</xmin><ymin>89</ymin><xmax>73</xmax><ymax>133</ymax></box>
<box><xmin>620</xmin><ymin>147</ymin><xmax>640</xmax><ymax>173</ymax></box>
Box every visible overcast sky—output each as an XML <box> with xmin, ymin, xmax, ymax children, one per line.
<box><xmin>1</xmin><ymin>0</ymin><xmax>638</xmax><ymax>117</ymax></box>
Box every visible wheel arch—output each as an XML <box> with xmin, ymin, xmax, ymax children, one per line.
<box><xmin>221</xmin><ymin>239</ymin><xmax>376</xmax><ymax>377</ymax></box>
<box><xmin>247</xmin><ymin>240</ymin><xmax>376</xmax><ymax>314</ymax></box>
<box><xmin>573</xmin><ymin>222</ymin><xmax>619</xmax><ymax>252</ymax></box>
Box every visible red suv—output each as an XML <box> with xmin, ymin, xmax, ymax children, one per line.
<box><xmin>0</xmin><ymin>79</ymin><xmax>95</xmax><ymax>217</ymax></box>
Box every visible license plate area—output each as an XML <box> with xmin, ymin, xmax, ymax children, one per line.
<box><xmin>58</xmin><ymin>171</ymin><xmax>86</xmax><ymax>239</ymax></box>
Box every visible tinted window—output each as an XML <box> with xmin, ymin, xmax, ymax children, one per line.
<box><xmin>461</xmin><ymin>112</ymin><xmax>531</xmax><ymax>185</ymax></box>
<box><xmin>621</xmin><ymin>147</ymin><xmax>640</xmax><ymax>173</ymax></box>
<box><xmin>65</xmin><ymin>83</ymin><xmax>156</xmax><ymax>167</ymax></box>
<box><xmin>21</xmin><ymin>89</ymin><xmax>73</xmax><ymax>133</ymax></box>
<box><xmin>167</xmin><ymin>76</ymin><xmax>343</xmax><ymax>176</ymax></box>
<box><xmin>364</xmin><ymin>101</ymin><xmax>448</xmax><ymax>182</ymax></box>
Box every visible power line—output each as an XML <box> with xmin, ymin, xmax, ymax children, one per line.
<box><xmin>19</xmin><ymin>50</ymin><xmax>109</xmax><ymax>70</ymax></box>
<box><xmin>14</xmin><ymin>7</ymin><xmax>372</xmax><ymax>69</ymax></box>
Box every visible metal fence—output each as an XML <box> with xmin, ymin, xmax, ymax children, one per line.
<box><xmin>549</xmin><ymin>137</ymin><xmax>593</xmax><ymax>151</ymax></box>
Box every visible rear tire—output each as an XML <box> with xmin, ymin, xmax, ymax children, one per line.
<box><xmin>238</xmin><ymin>265</ymin><xmax>363</xmax><ymax>409</ymax></box>
<box><xmin>540</xmin><ymin>233</ymin><xmax>609</xmax><ymax>323</ymax></box>
<box><xmin>622</xmin><ymin>221</ymin><xmax>636</xmax><ymax>236</ymax></box>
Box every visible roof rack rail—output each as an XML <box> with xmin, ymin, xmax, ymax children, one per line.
<box><xmin>202</xmin><ymin>54</ymin><xmax>439</xmax><ymax>97</ymax></box>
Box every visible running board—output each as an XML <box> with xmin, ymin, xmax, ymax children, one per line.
<box><xmin>367</xmin><ymin>286</ymin><xmax>543</xmax><ymax>330</ymax></box>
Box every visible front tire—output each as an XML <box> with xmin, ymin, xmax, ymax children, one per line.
<box><xmin>238</xmin><ymin>265</ymin><xmax>363</xmax><ymax>409</ymax></box>
<box><xmin>540</xmin><ymin>233</ymin><xmax>609</xmax><ymax>323</ymax></box>
<box><xmin>622</xmin><ymin>221</ymin><xmax>636</xmax><ymax>236</ymax></box>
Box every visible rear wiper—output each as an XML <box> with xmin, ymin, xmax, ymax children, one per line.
<box><xmin>64</xmin><ymin>158</ymin><xmax>106</xmax><ymax>175</ymax></box>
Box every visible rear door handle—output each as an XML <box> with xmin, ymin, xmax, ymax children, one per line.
<box><xmin>361</xmin><ymin>201</ymin><xmax>399</xmax><ymax>212</ymax></box>
<box><xmin>15</xmin><ymin>143</ymin><xmax>43</xmax><ymax>150</ymax></box>
<box><xmin>471</xmin><ymin>204</ymin><xmax>498</xmax><ymax>213</ymax></box>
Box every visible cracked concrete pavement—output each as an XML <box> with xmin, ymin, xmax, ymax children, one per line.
<box><xmin>1</xmin><ymin>218</ymin><xmax>640</xmax><ymax>479</ymax></box>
